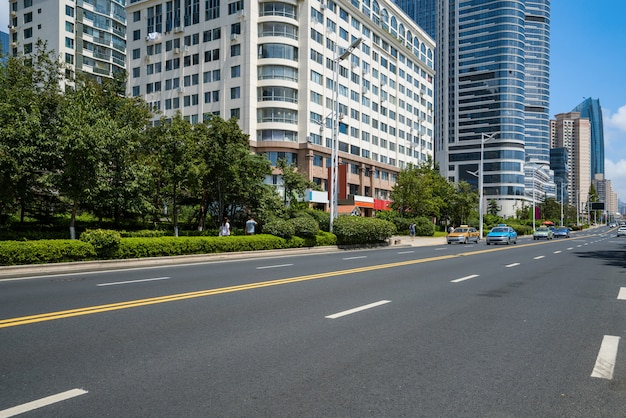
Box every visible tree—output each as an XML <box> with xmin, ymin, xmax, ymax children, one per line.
<box><xmin>276</xmin><ymin>158</ymin><xmax>319</xmax><ymax>210</ymax></box>
<box><xmin>487</xmin><ymin>199</ymin><xmax>500</xmax><ymax>216</ymax></box>
<box><xmin>448</xmin><ymin>181</ymin><xmax>478</xmax><ymax>226</ymax></box>
<box><xmin>54</xmin><ymin>79</ymin><xmax>119</xmax><ymax>238</ymax></box>
<box><xmin>146</xmin><ymin>113</ymin><xmax>196</xmax><ymax>236</ymax></box>
<box><xmin>0</xmin><ymin>41</ymin><xmax>64</xmax><ymax>221</ymax></box>
<box><xmin>187</xmin><ymin>116</ymin><xmax>271</xmax><ymax>230</ymax></box>
<box><xmin>390</xmin><ymin>158</ymin><xmax>454</xmax><ymax>221</ymax></box>
<box><xmin>84</xmin><ymin>75</ymin><xmax>154</xmax><ymax>223</ymax></box>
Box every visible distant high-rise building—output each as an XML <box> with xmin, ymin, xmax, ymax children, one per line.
<box><xmin>393</xmin><ymin>0</ymin><xmax>436</xmax><ymax>38</ymax></box>
<box><xmin>551</xmin><ymin>112</ymin><xmax>591</xmax><ymax>219</ymax></box>
<box><xmin>550</xmin><ymin>147</ymin><xmax>569</xmax><ymax>205</ymax></box>
<box><xmin>592</xmin><ymin>174</ymin><xmax>618</xmax><ymax>222</ymax></box>
<box><xmin>7</xmin><ymin>0</ymin><xmax>126</xmax><ymax>82</ymax></box>
<box><xmin>420</xmin><ymin>0</ymin><xmax>551</xmax><ymax>218</ymax></box>
<box><xmin>572</xmin><ymin>98</ymin><xmax>604</xmax><ymax>177</ymax></box>
<box><xmin>0</xmin><ymin>31</ymin><xmax>9</xmax><ymax>64</ymax></box>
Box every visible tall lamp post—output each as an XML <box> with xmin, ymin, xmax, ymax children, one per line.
<box><xmin>329</xmin><ymin>37</ymin><xmax>362</xmax><ymax>232</ymax></box>
<box><xmin>467</xmin><ymin>132</ymin><xmax>497</xmax><ymax>239</ymax></box>
<box><xmin>530</xmin><ymin>165</ymin><xmax>539</xmax><ymax>232</ymax></box>
<box><xmin>477</xmin><ymin>132</ymin><xmax>497</xmax><ymax>239</ymax></box>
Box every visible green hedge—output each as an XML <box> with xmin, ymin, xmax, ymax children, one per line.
<box><xmin>0</xmin><ymin>240</ymin><xmax>97</xmax><ymax>265</ymax></box>
<box><xmin>333</xmin><ymin>216</ymin><xmax>396</xmax><ymax>245</ymax></box>
<box><xmin>0</xmin><ymin>230</ymin><xmax>336</xmax><ymax>266</ymax></box>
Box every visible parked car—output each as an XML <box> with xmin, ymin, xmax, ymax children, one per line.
<box><xmin>447</xmin><ymin>225</ymin><xmax>480</xmax><ymax>244</ymax></box>
<box><xmin>617</xmin><ymin>226</ymin><xmax>626</xmax><ymax>237</ymax></box>
<box><xmin>533</xmin><ymin>226</ymin><xmax>554</xmax><ymax>240</ymax></box>
<box><xmin>553</xmin><ymin>226</ymin><xmax>570</xmax><ymax>238</ymax></box>
<box><xmin>486</xmin><ymin>226</ymin><xmax>517</xmax><ymax>245</ymax></box>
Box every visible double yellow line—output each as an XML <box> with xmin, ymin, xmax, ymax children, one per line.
<box><xmin>1</xmin><ymin>246</ymin><xmax>516</xmax><ymax>329</ymax></box>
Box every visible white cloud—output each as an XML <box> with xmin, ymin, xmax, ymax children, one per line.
<box><xmin>606</xmin><ymin>105</ymin><xmax>626</xmax><ymax>132</ymax></box>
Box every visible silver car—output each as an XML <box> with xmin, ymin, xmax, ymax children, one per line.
<box><xmin>617</xmin><ymin>226</ymin><xmax>626</xmax><ymax>237</ymax></box>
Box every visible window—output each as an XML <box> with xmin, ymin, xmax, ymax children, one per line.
<box><xmin>231</xmin><ymin>65</ymin><xmax>241</xmax><ymax>78</ymax></box>
<box><xmin>66</xmin><ymin>5</ymin><xmax>75</xmax><ymax>17</ymax></box>
<box><xmin>24</xmin><ymin>28</ymin><xmax>33</xmax><ymax>39</ymax></box>
<box><xmin>230</xmin><ymin>43</ymin><xmax>241</xmax><ymax>56</ymax></box>
<box><xmin>133</xmin><ymin>30</ymin><xmax>141</xmax><ymax>41</ymax></box>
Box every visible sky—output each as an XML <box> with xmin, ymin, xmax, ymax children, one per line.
<box><xmin>1</xmin><ymin>1</ymin><xmax>626</xmax><ymax>201</ymax></box>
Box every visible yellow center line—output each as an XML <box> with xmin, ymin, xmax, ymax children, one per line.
<box><xmin>0</xmin><ymin>244</ymin><xmax>530</xmax><ymax>329</ymax></box>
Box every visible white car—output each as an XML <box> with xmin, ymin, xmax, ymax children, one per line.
<box><xmin>617</xmin><ymin>226</ymin><xmax>626</xmax><ymax>237</ymax></box>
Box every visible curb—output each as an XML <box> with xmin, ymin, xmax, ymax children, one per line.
<box><xmin>0</xmin><ymin>236</ymin><xmax>447</xmax><ymax>279</ymax></box>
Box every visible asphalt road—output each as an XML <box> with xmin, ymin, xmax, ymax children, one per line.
<box><xmin>1</xmin><ymin>228</ymin><xmax>625</xmax><ymax>417</ymax></box>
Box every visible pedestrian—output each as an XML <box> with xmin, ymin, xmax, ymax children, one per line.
<box><xmin>448</xmin><ymin>225</ymin><xmax>455</xmax><ymax>234</ymax></box>
<box><xmin>219</xmin><ymin>217</ymin><xmax>231</xmax><ymax>236</ymax></box>
<box><xmin>245</xmin><ymin>216</ymin><xmax>257</xmax><ymax>235</ymax></box>
<box><xmin>409</xmin><ymin>222</ymin><xmax>416</xmax><ymax>239</ymax></box>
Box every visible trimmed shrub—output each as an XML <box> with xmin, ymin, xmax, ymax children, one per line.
<box><xmin>414</xmin><ymin>217</ymin><xmax>435</xmax><ymax>236</ymax></box>
<box><xmin>288</xmin><ymin>216</ymin><xmax>320</xmax><ymax>238</ymax></box>
<box><xmin>302</xmin><ymin>209</ymin><xmax>331</xmax><ymax>232</ymax></box>
<box><xmin>262</xmin><ymin>219</ymin><xmax>296</xmax><ymax>239</ymax></box>
<box><xmin>0</xmin><ymin>240</ymin><xmax>96</xmax><ymax>265</ymax></box>
<box><xmin>80</xmin><ymin>229</ymin><xmax>122</xmax><ymax>259</ymax></box>
<box><xmin>333</xmin><ymin>216</ymin><xmax>396</xmax><ymax>245</ymax></box>
<box><xmin>315</xmin><ymin>231</ymin><xmax>337</xmax><ymax>246</ymax></box>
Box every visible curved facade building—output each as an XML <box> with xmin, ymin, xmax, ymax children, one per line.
<box><xmin>127</xmin><ymin>0</ymin><xmax>435</xmax><ymax>213</ymax></box>
<box><xmin>572</xmin><ymin>97</ymin><xmax>604</xmax><ymax>177</ymax></box>
<box><xmin>428</xmin><ymin>0</ymin><xmax>550</xmax><ymax>217</ymax></box>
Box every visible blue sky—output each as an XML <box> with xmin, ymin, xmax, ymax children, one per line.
<box><xmin>2</xmin><ymin>1</ymin><xmax>626</xmax><ymax>201</ymax></box>
<box><xmin>551</xmin><ymin>0</ymin><xmax>626</xmax><ymax>203</ymax></box>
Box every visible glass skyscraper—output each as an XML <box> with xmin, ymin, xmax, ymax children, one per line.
<box><xmin>405</xmin><ymin>0</ymin><xmax>551</xmax><ymax>217</ymax></box>
<box><xmin>572</xmin><ymin>98</ymin><xmax>604</xmax><ymax>177</ymax></box>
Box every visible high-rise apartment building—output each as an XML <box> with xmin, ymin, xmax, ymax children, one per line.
<box><xmin>7</xmin><ymin>0</ymin><xmax>127</xmax><ymax>82</ymax></box>
<box><xmin>551</xmin><ymin>112</ymin><xmax>591</xmax><ymax>218</ymax></box>
<box><xmin>126</xmin><ymin>0</ymin><xmax>435</xmax><ymax>213</ymax></box>
<box><xmin>408</xmin><ymin>0</ymin><xmax>551</xmax><ymax>218</ymax></box>
<box><xmin>572</xmin><ymin>97</ymin><xmax>604</xmax><ymax>178</ymax></box>
<box><xmin>592</xmin><ymin>174</ymin><xmax>618</xmax><ymax>222</ymax></box>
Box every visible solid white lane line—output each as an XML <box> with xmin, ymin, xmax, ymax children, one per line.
<box><xmin>0</xmin><ymin>388</ymin><xmax>88</xmax><ymax>418</ymax></box>
<box><xmin>97</xmin><ymin>277</ymin><xmax>171</xmax><ymax>287</ymax></box>
<box><xmin>553</xmin><ymin>250</ymin><xmax>562</xmax><ymax>254</ymax></box>
<box><xmin>591</xmin><ymin>335</ymin><xmax>621</xmax><ymax>380</ymax></box>
<box><xmin>450</xmin><ymin>274</ymin><xmax>479</xmax><ymax>283</ymax></box>
<box><xmin>326</xmin><ymin>300</ymin><xmax>391</xmax><ymax>319</ymax></box>
<box><xmin>343</xmin><ymin>256</ymin><xmax>367</xmax><ymax>260</ymax></box>
<box><xmin>533</xmin><ymin>256</ymin><xmax>545</xmax><ymax>260</ymax></box>
<box><xmin>505</xmin><ymin>263</ymin><xmax>520</xmax><ymax>268</ymax></box>
<box><xmin>256</xmin><ymin>264</ymin><xmax>293</xmax><ymax>270</ymax></box>
<box><xmin>397</xmin><ymin>251</ymin><xmax>415</xmax><ymax>254</ymax></box>
<box><xmin>618</xmin><ymin>287</ymin><xmax>626</xmax><ymax>300</ymax></box>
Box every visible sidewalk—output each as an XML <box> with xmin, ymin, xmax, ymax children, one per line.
<box><xmin>0</xmin><ymin>236</ymin><xmax>447</xmax><ymax>279</ymax></box>
<box><xmin>389</xmin><ymin>235</ymin><xmax>447</xmax><ymax>247</ymax></box>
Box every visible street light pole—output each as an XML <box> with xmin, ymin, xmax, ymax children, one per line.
<box><xmin>560</xmin><ymin>182</ymin><xmax>564</xmax><ymax>226</ymax></box>
<box><xmin>528</xmin><ymin>164</ymin><xmax>541</xmax><ymax>232</ymax></box>
<box><xmin>329</xmin><ymin>37</ymin><xmax>362</xmax><ymax>233</ymax></box>
<box><xmin>478</xmin><ymin>132</ymin><xmax>497</xmax><ymax>239</ymax></box>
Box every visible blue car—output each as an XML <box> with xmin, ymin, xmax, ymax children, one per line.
<box><xmin>486</xmin><ymin>226</ymin><xmax>517</xmax><ymax>245</ymax></box>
